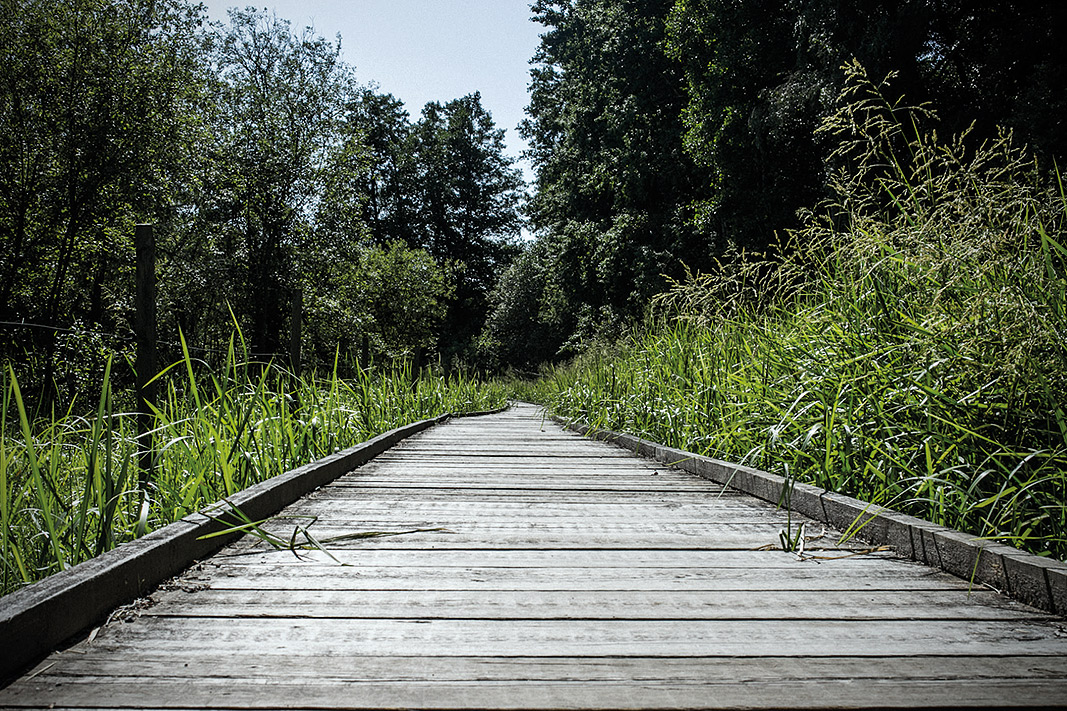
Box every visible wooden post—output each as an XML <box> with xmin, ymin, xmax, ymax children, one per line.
<box><xmin>413</xmin><ymin>346</ymin><xmax>424</xmax><ymax>376</ymax></box>
<box><xmin>135</xmin><ymin>224</ymin><xmax>157</xmax><ymax>494</ymax></box>
<box><xmin>410</xmin><ymin>346</ymin><xmax>423</xmax><ymax>393</ymax></box>
<box><xmin>289</xmin><ymin>288</ymin><xmax>302</xmax><ymax>377</ymax></box>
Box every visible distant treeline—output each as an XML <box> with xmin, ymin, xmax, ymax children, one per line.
<box><xmin>4</xmin><ymin>0</ymin><xmax>1067</xmax><ymax>401</ymax></box>
<box><xmin>486</xmin><ymin>0</ymin><xmax>1067</xmax><ymax>368</ymax></box>
<box><xmin>0</xmin><ymin>0</ymin><xmax>523</xmax><ymax>406</ymax></box>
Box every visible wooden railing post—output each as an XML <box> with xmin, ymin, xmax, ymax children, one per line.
<box><xmin>134</xmin><ymin>224</ymin><xmax>157</xmax><ymax>496</ymax></box>
<box><xmin>289</xmin><ymin>287</ymin><xmax>302</xmax><ymax>378</ymax></box>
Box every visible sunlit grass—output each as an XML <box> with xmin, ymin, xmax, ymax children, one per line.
<box><xmin>523</xmin><ymin>63</ymin><xmax>1067</xmax><ymax>561</ymax></box>
<box><xmin>0</xmin><ymin>341</ymin><xmax>506</xmax><ymax>596</ymax></box>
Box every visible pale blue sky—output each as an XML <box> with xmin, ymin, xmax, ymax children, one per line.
<box><xmin>200</xmin><ymin>1</ymin><xmax>543</xmax><ymax>184</ymax></box>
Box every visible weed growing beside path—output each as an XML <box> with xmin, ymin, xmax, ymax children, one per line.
<box><xmin>0</xmin><ymin>345</ymin><xmax>506</xmax><ymax>597</ymax></box>
<box><xmin>523</xmin><ymin>64</ymin><xmax>1067</xmax><ymax>561</ymax></box>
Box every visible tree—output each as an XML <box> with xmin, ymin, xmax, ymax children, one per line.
<box><xmin>205</xmin><ymin>7</ymin><xmax>354</xmax><ymax>357</ymax></box>
<box><xmin>479</xmin><ymin>239</ymin><xmax>569</xmax><ymax>371</ymax></box>
<box><xmin>0</xmin><ymin>0</ymin><xmax>208</xmax><ymax>401</ymax></box>
<box><xmin>342</xmin><ymin>88</ymin><xmax>420</xmax><ymax>247</ymax></box>
<box><xmin>301</xmin><ymin>240</ymin><xmax>453</xmax><ymax>367</ymax></box>
<box><xmin>410</xmin><ymin>92</ymin><xmax>524</xmax><ymax>363</ymax></box>
<box><xmin>664</xmin><ymin>0</ymin><xmax>835</xmax><ymax>250</ymax></box>
<box><xmin>665</xmin><ymin>0</ymin><xmax>1067</xmax><ymax>251</ymax></box>
<box><xmin>355</xmin><ymin>241</ymin><xmax>454</xmax><ymax>360</ymax></box>
<box><xmin>501</xmin><ymin>0</ymin><xmax>710</xmax><ymax>364</ymax></box>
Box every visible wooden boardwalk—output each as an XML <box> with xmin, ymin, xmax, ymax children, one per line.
<box><xmin>4</xmin><ymin>402</ymin><xmax>1067</xmax><ymax>709</ymax></box>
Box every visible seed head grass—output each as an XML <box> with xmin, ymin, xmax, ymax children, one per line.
<box><xmin>522</xmin><ymin>62</ymin><xmax>1067</xmax><ymax>561</ymax></box>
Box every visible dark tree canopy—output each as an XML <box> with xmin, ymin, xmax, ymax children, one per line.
<box><xmin>343</xmin><ymin>88</ymin><xmax>420</xmax><ymax>248</ymax></box>
<box><xmin>666</xmin><ymin>0</ymin><xmax>1067</xmax><ymax>251</ymax></box>
<box><xmin>484</xmin><ymin>0</ymin><xmax>1067</xmax><ymax>370</ymax></box>
<box><xmin>412</xmin><ymin>92</ymin><xmax>525</xmax><ymax>364</ymax></box>
<box><xmin>482</xmin><ymin>0</ymin><xmax>712</xmax><ymax>365</ymax></box>
<box><xmin>0</xmin><ymin>0</ymin><xmax>207</xmax><ymax>401</ymax></box>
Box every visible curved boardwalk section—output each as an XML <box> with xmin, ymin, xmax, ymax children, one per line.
<box><xmin>4</xmin><ymin>403</ymin><xmax>1067</xmax><ymax>709</ymax></box>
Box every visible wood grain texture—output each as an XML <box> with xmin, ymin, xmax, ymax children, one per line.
<box><xmin>3</xmin><ymin>402</ymin><xmax>1066</xmax><ymax>710</ymax></box>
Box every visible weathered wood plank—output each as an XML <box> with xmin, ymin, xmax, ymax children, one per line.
<box><xmin>26</xmin><ymin>654</ymin><xmax>1067</xmax><ymax>683</ymax></box>
<box><xmin>142</xmin><ymin>588</ymin><xmax>1046</xmax><ymax>621</ymax></box>
<box><xmin>181</xmin><ymin>559</ymin><xmax>968</xmax><ymax>585</ymax></box>
<box><xmin>271</xmin><ymin>510</ymin><xmax>807</xmax><ymax>525</ymax></box>
<box><xmin>9</xmin><ymin>679</ymin><xmax>1067</xmax><ymax>710</ymax></box>
<box><xmin>282</xmin><ymin>502</ymin><xmax>791</xmax><ymax>517</ymax></box>
<box><xmin>44</xmin><ymin>617</ymin><xmax>1067</xmax><ymax>658</ymax></box>
<box><xmin>227</xmin><ymin>530</ymin><xmax>817</xmax><ymax>552</ymax></box>
<box><xmin>300</xmin><ymin>487</ymin><xmax>743</xmax><ymax>500</ymax></box>
<box><xmin>207</xmin><ymin>547</ymin><xmax>901</xmax><ymax>568</ymax></box>
<box><xmin>209</xmin><ymin>532</ymin><xmax>857</xmax><ymax>550</ymax></box>
<box><xmin>348</xmin><ymin>472</ymin><xmax>676</xmax><ymax>482</ymax></box>
<box><xmin>283</xmin><ymin>495</ymin><xmax>796</xmax><ymax>510</ymax></box>
<box><xmin>330</xmin><ymin>480</ymin><xmax>725</xmax><ymax>492</ymax></box>
<box><xmin>343</xmin><ymin>468</ymin><xmax>696</xmax><ymax>479</ymax></box>
<box><xmin>372</xmin><ymin>454</ymin><xmax>643</xmax><ymax>463</ymax></box>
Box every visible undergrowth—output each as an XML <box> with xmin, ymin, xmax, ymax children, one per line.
<box><xmin>524</xmin><ymin>62</ymin><xmax>1067</xmax><ymax>560</ymax></box>
<box><xmin>0</xmin><ymin>337</ymin><xmax>505</xmax><ymax>596</ymax></box>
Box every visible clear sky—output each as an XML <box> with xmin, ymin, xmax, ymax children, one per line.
<box><xmin>199</xmin><ymin>1</ymin><xmax>543</xmax><ymax>184</ymax></box>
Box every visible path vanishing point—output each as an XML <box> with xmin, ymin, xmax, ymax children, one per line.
<box><xmin>3</xmin><ymin>402</ymin><xmax>1067</xmax><ymax>709</ymax></box>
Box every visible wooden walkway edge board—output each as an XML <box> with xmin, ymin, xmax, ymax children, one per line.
<box><xmin>3</xmin><ymin>402</ymin><xmax>1067</xmax><ymax>710</ymax></box>
<box><xmin>556</xmin><ymin>414</ymin><xmax>1067</xmax><ymax>616</ymax></box>
<box><xmin>0</xmin><ymin>408</ymin><xmax>503</xmax><ymax>681</ymax></box>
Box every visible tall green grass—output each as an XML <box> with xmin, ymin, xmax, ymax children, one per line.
<box><xmin>523</xmin><ymin>62</ymin><xmax>1067</xmax><ymax>560</ymax></box>
<box><xmin>1</xmin><ymin>341</ymin><xmax>505</xmax><ymax>596</ymax></box>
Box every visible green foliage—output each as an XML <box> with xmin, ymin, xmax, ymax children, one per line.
<box><xmin>1</xmin><ymin>2</ymin><xmax>526</xmax><ymax>401</ymax></box>
<box><xmin>479</xmin><ymin>240</ymin><xmax>567</xmax><ymax>371</ymax></box>
<box><xmin>199</xmin><ymin>7</ymin><xmax>356</xmax><ymax>356</ymax></box>
<box><xmin>341</xmin><ymin>89</ymin><xmax>420</xmax><ymax>247</ymax></box>
<box><xmin>355</xmin><ymin>241</ymin><xmax>454</xmax><ymax>361</ymax></box>
<box><xmin>507</xmin><ymin>0</ymin><xmax>712</xmax><ymax>364</ymax></box>
<box><xmin>0</xmin><ymin>0</ymin><xmax>207</xmax><ymax>398</ymax></box>
<box><xmin>527</xmin><ymin>67</ymin><xmax>1067</xmax><ymax>560</ymax></box>
<box><xmin>666</xmin><ymin>0</ymin><xmax>1067</xmax><ymax>252</ymax></box>
<box><xmin>303</xmin><ymin>240</ymin><xmax>453</xmax><ymax>367</ymax></box>
<box><xmin>0</xmin><ymin>341</ymin><xmax>506</xmax><ymax>597</ymax></box>
<box><xmin>666</xmin><ymin>0</ymin><xmax>830</xmax><ymax>247</ymax></box>
<box><xmin>411</xmin><ymin>92</ymin><xmax>525</xmax><ymax>363</ymax></box>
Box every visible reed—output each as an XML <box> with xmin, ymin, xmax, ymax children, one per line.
<box><xmin>0</xmin><ymin>339</ymin><xmax>505</xmax><ymax>596</ymax></box>
<box><xmin>524</xmin><ymin>63</ymin><xmax>1067</xmax><ymax>561</ymax></box>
